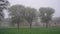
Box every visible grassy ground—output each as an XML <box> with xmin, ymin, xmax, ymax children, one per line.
<box><xmin>0</xmin><ymin>27</ymin><xmax>60</xmax><ymax>34</ymax></box>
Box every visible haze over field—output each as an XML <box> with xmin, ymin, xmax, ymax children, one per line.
<box><xmin>0</xmin><ymin>1</ymin><xmax>60</xmax><ymax>34</ymax></box>
<box><xmin>4</xmin><ymin>0</ymin><xmax>60</xmax><ymax>18</ymax></box>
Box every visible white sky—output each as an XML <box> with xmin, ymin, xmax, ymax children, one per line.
<box><xmin>7</xmin><ymin>0</ymin><xmax>60</xmax><ymax>17</ymax></box>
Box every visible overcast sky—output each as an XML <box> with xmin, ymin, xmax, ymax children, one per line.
<box><xmin>7</xmin><ymin>0</ymin><xmax>60</xmax><ymax>17</ymax></box>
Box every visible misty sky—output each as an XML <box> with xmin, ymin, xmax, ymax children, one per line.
<box><xmin>7</xmin><ymin>0</ymin><xmax>60</xmax><ymax>17</ymax></box>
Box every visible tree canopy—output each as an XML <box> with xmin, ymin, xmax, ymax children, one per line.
<box><xmin>39</xmin><ymin>7</ymin><xmax>55</xmax><ymax>28</ymax></box>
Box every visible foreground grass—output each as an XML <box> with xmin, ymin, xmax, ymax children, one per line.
<box><xmin>0</xmin><ymin>27</ymin><xmax>60</xmax><ymax>34</ymax></box>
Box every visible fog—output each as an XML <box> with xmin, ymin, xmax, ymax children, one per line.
<box><xmin>7</xmin><ymin>0</ymin><xmax>60</xmax><ymax>17</ymax></box>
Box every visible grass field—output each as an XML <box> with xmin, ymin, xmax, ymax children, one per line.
<box><xmin>0</xmin><ymin>27</ymin><xmax>60</xmax><ymax>34</ymax></box>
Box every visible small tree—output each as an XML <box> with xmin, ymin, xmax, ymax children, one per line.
<box><xmin>39</xmin><ymin>7</ymin><xmax>55</xmax><ymax>28</ymax></box>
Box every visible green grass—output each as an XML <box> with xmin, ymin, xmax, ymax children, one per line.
<box><xmin>0</xmin><ymin>27</ymin><xmax>60</xmax><ymax>34</ymax></box>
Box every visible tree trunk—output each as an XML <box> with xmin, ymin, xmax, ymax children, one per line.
<box><xmin>30</xmin><ymin>22</ymin><xmax>32</xmax><ymax>34</ymax></box>
<box><xmin>46</xmin><ymin>22</ymin><xmax>49</xmax><ymax>28</ymax></box>
<box><xmin>17</xmin><ymin>22</ymin><xmax>19</xmax><ymax>32</ymax></box>
<box><xmin>30</xmin><ymin>23</ymin><xmax>32</xmax><ymax>29</ymax></box>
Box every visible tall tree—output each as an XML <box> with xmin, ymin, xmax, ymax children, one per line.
<box><xmin>9</xmin><ymin>5</ymin><xmax>25</xmax><ymax>30</ymax></box>
<box><xmin>39</xmin><ymin>7</ymin><xmax>55</xmax><ymax>28</ymax></box>
<box><xmin>24</xmin><ymin>7</ymin><xmax>37</xmax><ymax>29</ymax></box>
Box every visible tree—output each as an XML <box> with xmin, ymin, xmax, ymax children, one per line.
<box><xmin>9</xmin><ymin>5</ymin><xmax>25</xmax><ymax>30</ymax></box>
<box><xmin>9</xmin><ymin>4</ymin><xmax>37</xmax><ymax>31</ymax></box>
<box><xmin>0</xmin><ymin>0</ymin><xmax>9</xmax><ymax>21</ymax></box>
<box><xmin>24</xmin><ymin>7</ymin><xmax>37</xmax><ymax>29</ymax></box>
<box><xmin>39</xmin><ymin>7</ymin><xmax>55</xmax><ymax>28</ymax></box>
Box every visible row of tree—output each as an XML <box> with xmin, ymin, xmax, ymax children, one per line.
<box><xmin>0</xmin><ymin>0</ymin><xmax>55</xmax><ymax>30</ymax></box>
<box><xmin>8</xmin><ymin>5</ymin><xmax>37</xmax><ymax>29</ymax></box>
<box><xmin>8</xmin><ymin>5</ymin><xmax>55</xmax><ymax>29</ymax></box>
